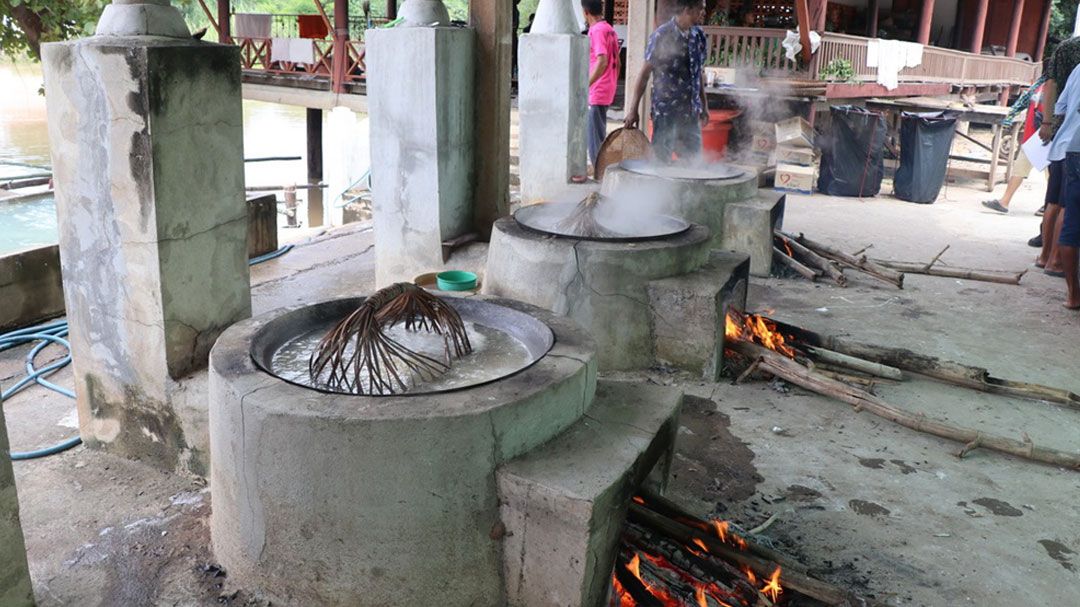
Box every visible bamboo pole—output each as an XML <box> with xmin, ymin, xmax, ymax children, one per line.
<box><xmin>765</xmin><ymin>316</ymin><xmax>1080</xmax><ymax>412</ymax></box>
<box><xmin>873</xmin><ymin>260</ymin><xmax>1026</xmax><ymax>285</ymax></box>
<box><xmin>732</xmin><ymin>340</ymin><xmax>1080</xmax><ymax>470</ymax></box>
<box><xmin>804</xmin><ymin>346</ymin><xmax>905</xmax><ymax>381</ymax></box>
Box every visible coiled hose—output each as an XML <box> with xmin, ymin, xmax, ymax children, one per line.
<box><xmin>2</xmin><ymin>244</ymin><xmax>293</xmax><ymax>460</ymax></box>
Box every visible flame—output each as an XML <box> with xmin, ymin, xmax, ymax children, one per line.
<box><xmin>632</xmin><ymin>496</ymin><xmax>645</xmax><ymax>505</ymax></box>
<box><xmin>762</xmin><ymin>567</ymin><xmax>783</xmax><ymax>602</ymax></box>
<box><xmin>691</xmin><ymin>538</ymin><xmax>709</xmax><ymax>553</ymax></box>
<box><xmin>621</xmin><ymin>552</ymin><xmax>682</xmax><ymax>607</ymax></box>
<box><xmin>743</xmin><ymin>566</ymin><xmax>757</xmax><ymax>585</ymax></box>
<box><xmin>707</xmin><ymin>520</ymin><xmax>748</xmax><ymax>550</ymax></box>
<box><xmin>781</xmin><ymin>238</ymin><xmax>795</xmax><ymax>258</ymax></box>
<box><xmin>695</xmin><ymin>585</ymin><xmax>708</xmax><ymax>607</ymax></box>
<box><xmin>725</xmin><ymin>309</ymin><xmax>797</xmax><ymax>358</ymax></box>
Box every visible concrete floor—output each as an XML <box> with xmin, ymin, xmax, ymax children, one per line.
<box><xmin>2</xmin><ymin>173</ymin><xmax>1078</xmax><ymax>605</ymax></box>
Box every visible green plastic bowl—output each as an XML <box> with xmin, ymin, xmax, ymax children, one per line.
<box><xmin>436</xmin><ymin>270</ymin><xmax>477</xmax><ymax>291</ymax></box>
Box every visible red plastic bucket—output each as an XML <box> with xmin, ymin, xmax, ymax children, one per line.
<box><xmin>702</xmin><ymin>109</ymin><xmax>741</xmax><ymax>160</ymax></box>
<box><xmin>648</xmin><ymin>109</ymin><xmax>742</xmax><ymax>160</ymax></box>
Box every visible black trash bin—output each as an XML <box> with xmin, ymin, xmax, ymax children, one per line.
<box><xmin>818</xmin><ymin>106</ymin><xmax>887</xmax><ymax>197</ymax></box>
<box><xmin>894</xmin><ymin>111</ymin><xmax>959</xmax><ymax>204</ymax></box>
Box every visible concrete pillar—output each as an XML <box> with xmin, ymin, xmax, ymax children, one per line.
<box><xmin>1</xmin><ymin>394</ymin><xmax>35</xmax><ymax>607</ymax></box>
<box><xmin>41</xmin><ymin>1</ymin><xmax>251</xmax><ymax>474</ymax></box>
<box><xmin>916</xmin><ymin>0</ymin><xmax>933</xmax><ymax>45</ymax></box>
<box><xmin>518</xmin><ymin>0</ymin><xmax>589</xmax><ymax>204</ymax></box>
<box><xmin>469</xmin><ymin>0</ymin><xmax>512</xmax><ymax>237</ymax></box>
<box><xmin>367</xmin><ymin>25</ymin><xmax>476</xmax><ymax>286</ymax></box>
<box><xmin>969</xmin><ymin>0</ymin><xmax>989</xmax><ymax>54</ymax></box>
<box><xmin>306</xmin><ymin>108</ymin><xmax>324</xmax><ymax>227</ymax></box>
<box><xmin>627</xmin><ymin>0</ymin><xmax>656</xmax><ymax>134</ymax></box>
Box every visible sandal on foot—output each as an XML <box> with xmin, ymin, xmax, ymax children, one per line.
<box><xmin>982</xmin><ymin>200</ymin><xmax>1009</xmax><ymax>214</ymax></box>
<box><xmin>1045</xmin><ymin>269</ymin><xmax>1066</xmax><ymax>277</ymax></box>
<box><xmin>1029</xmin><ymin>234</ymin><xmax>1044</xmax><ymax>247</ymax></box>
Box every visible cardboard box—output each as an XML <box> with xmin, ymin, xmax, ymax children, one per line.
<box><xmin>774</xmin><ymin>144</ymin><xmax>817</xmax><ymax>166</ymax></box>
<box><xmin>750</xmin><ymin>121</ymin><xmax>776</xmax><ymax>154</ymax></box>
<box><xmin>775</xmin><ymin>117</ymin><xmax>814</xmax><ymax>148</ymax></box>
<box><xmin>774</xmin><ymin>162</ymin><xmax>815</xmax><ymax>194</ymax></box>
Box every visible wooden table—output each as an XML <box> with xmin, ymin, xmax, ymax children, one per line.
<box><xmin>865</xmin><ymin>97</ymin><xmax>1019</xmax><ymax>192</ymax></box>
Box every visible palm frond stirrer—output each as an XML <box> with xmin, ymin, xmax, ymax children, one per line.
<box><xmin>308</xmin><ymin>283</ymin><xmax>472</xmax><ymax>395</ymax></box>
<box><xmin>555</xmin><ymin>191</ymin><xmax>620</xmax><ymax>239</ymax></box>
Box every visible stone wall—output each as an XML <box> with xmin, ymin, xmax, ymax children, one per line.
<box><xmin>0</xmin><ymin>244</ymin><xmax>64</xmax><ymax>332</ymax></box>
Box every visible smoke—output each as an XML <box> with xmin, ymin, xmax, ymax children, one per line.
<box><xmin>717</xmin><ymin>66</ymin><xmax>805</xmax><ymax>167</ymax></box>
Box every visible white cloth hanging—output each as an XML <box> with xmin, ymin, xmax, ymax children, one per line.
<box><xmin>866</xmin><ymin>39</ymin><xmax>921</xmax><ymax>90</ymax></box>
<box><xmin>782</xmin><ymin>29</ymin><xmax>821</xmax><ymax>62</ymax></box>
<box><xmin>271</xmin><ymin>38</ymin><xmax>315</xmax><ymax>65</ymax></box>
<box><xmin>234</xmin><ymin>13</ymin><xmax>271</xmax><ymax>38</ymax></box>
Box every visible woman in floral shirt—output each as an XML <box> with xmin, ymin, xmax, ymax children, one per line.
<box><xmin>624</xmin><ymin>0</ymin><xmax>710</xmax><ymax>162</ymax></box>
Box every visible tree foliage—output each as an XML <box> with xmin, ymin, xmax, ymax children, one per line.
<box><xmin>0</xmin><ymin>0</ymin><xmax>109</xmax><ymax>60</ymax></box>
<box><xmin>1049</xmin><ymin>0</ymin><xmax>1078</xmax><ymax>59</ymax></box>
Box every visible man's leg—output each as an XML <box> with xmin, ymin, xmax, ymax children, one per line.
<box><xmin>1048</xmin><ymin>209</ymin><xmax>1066</xmax><ymax>273</ymax></box>
<box><xmin>672</xmin><ymin>115</ymin><xmax>703</xmax><ymax>161</ymax></box>
<box><xmin>1059</xmin><ymin>153</ymin><xmax>1080</xmax><ymax>308</ymax></box>
<box><xmin>1039</xmin><ymin>160</ymin><xmax>1064</xmax><ymax>268</ymax></box>
<box><xmin>651</xmin><ymin>115</ymin><xmax>677</xmax><ymax>164</ymax></box>
<box><xmin>587</xmin><ymin>105</ymin><xmax>608</xmax><ymax>169</ymax></box>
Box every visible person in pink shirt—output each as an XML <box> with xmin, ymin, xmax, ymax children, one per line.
<box><xmin>582</xmin><ymin>0</ymin><xmax>620</xmax><ymax>167</ymax></box>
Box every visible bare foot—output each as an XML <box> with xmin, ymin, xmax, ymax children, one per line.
<box><xmin>1065</xmin><ymin>299</ymin><xmax>1080</xmax><ymax>310</ymax></box>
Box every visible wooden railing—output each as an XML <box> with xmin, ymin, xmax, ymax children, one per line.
<box><xmin>236</xmin><ymin>36</ymin><xmax>366</xmax><ymax>88</ymax></box>
<box><xmin>702</xmin><ymin>26</ymin><xmax>801</xmax><ymax>73</ymax></box>
<box><xmin>701</xmin><ymin>27</ymin><xmax>1040</xmax><ymax>88</ymax></box>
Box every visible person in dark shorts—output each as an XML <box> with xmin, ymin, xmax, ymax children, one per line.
<box><xmin>1037</xmin><ymin>37</ymin><xmax>1080</xmax><ymax>274</ymax></box>
<box><xmin>623</xmin><ymin>0</ymin><xmax>709</xmax><ymax>162</ymax></box>
<box><xmin>1060</xmin><ymin>154</ymin><xmax>1080</xmax><ymax>308</ymax></box>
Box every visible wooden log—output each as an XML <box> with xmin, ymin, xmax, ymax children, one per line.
<box><xmin>614</xmin><ymin>550</ymin><xmax>664</xmax><ymax>607</ymax></box>
<box><xmin>773</xmin><ymin>246</ymin><xmax>820</xmax><ymax>281</ymax></box>
<box><xmin>804</xmin><ymin>346</ymin><xmax>905</xmax><ymax>381</ymax></box>
<box><xmin>625</xmin><ymin>523</ymin><xmax>760</xmax><ymax>606</ymax></box>
<box><xmin>765</xmin><ymin>317</ymin><xmax>1080</xmax><ymax>412</ymax></box>
<box><xmin>776</xmin><ymin>231</ymin><xmax>847</xmax><ymax>286</ymax></box>
<box><xmin>629</xmin><ymin>503</ymin><xmax>886</xmax><ymax>607</ymax></box>
<box><xmin>637</xmin><ymin>489</ymin><xmax>808</xmax><ymax>574</ymax></box>
<box><xmin>731</xmin><ymin>340</ymin><xmax>1080</xmax><ymax>470</ymax></box>
<box><xmin>872</xmin><ymin>260</ymin><xmax>1026</xmax><ymax>285</ymax></box>
<box><xmin>783</xmin><ymin>232</ymin><xmax>903</xmax><ymax>288</ymax></box>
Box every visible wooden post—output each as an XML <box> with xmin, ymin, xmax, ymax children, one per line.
<box><xmin>217</xmin><ymin>0</ymin><xmax>231</xmax><ymax>43</ymax></box>
<box><xmin>1006</xmin><ymin>0</ymin><xmax>1025</xmax><ymax>56</ymax></box>
<box><xmin>469</xmin><ymin>0</ymin><xmax>512</xmax><ymax>237</ymax></box>
<box><xmin>1035</xmin><ymin>0</ymin><xmax>1053</xmax><ymax>61</ymax></box>
<box><xmin>387</xmin><ymin>0</ymin><xmax>398</xmax><ymax>20</ymax></box>
<box><xmin>811</xmin><ymin>0</ymin><xmax>827</xmax><ymax>32</ymax></box>
<box><xmin>795</xmin><ymin>0</ymin><xmax>812</xmax><ymax>64</ymax></box>
<box><xmin>332</xmin><ymin>0</ymin><xmax>349</xmax><ymax>94</ymax></box>
<box><xmin>866</xmin><ymin>0</ymin><xmax>879</xmax><ymax>37</ymax></box>
<box><xmin>916</xmin><ymin>0</ymin><xmax>933</xmax><ymax>45</ymax></box>
<box><xmin>969</xmin><ymin>0</ymin><xmax>989</xmax><ymax>54</ymax></box>
<box><xmin>306</xmin><ymin>108</ymin><xmax>325</xmax><ymax>227</ymax></box>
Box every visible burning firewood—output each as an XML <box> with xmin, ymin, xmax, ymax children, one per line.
<box><xmin>624</xmin><ymin>499</ymin><xmax>885</xmax><ymax>607</ymax></box>
<box><xmin>725</xmin><ymin>311</ymin><xmax>1080</xmax><ymax>470</ymax></box>
<box><xmin>308</xmin><ymin>282</ymin><xmax>472</xmax><ymax>395</ymax></box>
<box><xmin>554</xmin><ymin>191</ymin><xmax>623</xmax><ymax>239</ymax></box>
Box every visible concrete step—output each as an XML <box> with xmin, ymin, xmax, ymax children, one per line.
<box><xmin>497</xmin><ymin>379</ymin><xmax>682</xmax><ymax>607</ymax></box>
<box><xmin>647</xmin><ymin>250</ymin><xmax>749</xmax><ymax>381</ymax></box>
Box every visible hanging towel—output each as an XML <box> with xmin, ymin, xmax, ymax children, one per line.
<box><xmin>234</xmin><ymin>13</ymin><xmax>272</xmax><ymax>38</ymax></box>
<box><xmin>298</xmin><ymin>14</ymin><xmax>329</xmax><ymax>39</ymax></box>
<box><xmin>271</xmin><ymin>38</ymin><xmax>315</xmax><ymax>65</ymax></box>
<box><xmin>903</xmin><ymin>42</ymin><xmax>924</xmax><ymax>68</ymax></box>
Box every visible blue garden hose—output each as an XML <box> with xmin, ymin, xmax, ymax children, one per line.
<box><xmin>2</xmin><ymin>244</ymin><xmax>294</xmax><ymax>460</ymax></box>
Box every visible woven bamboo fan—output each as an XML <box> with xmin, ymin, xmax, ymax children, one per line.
<box><xmin>594</xmin><ymin>127</ymin><xmax>652</xmax><ymax>180</ymax></box>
